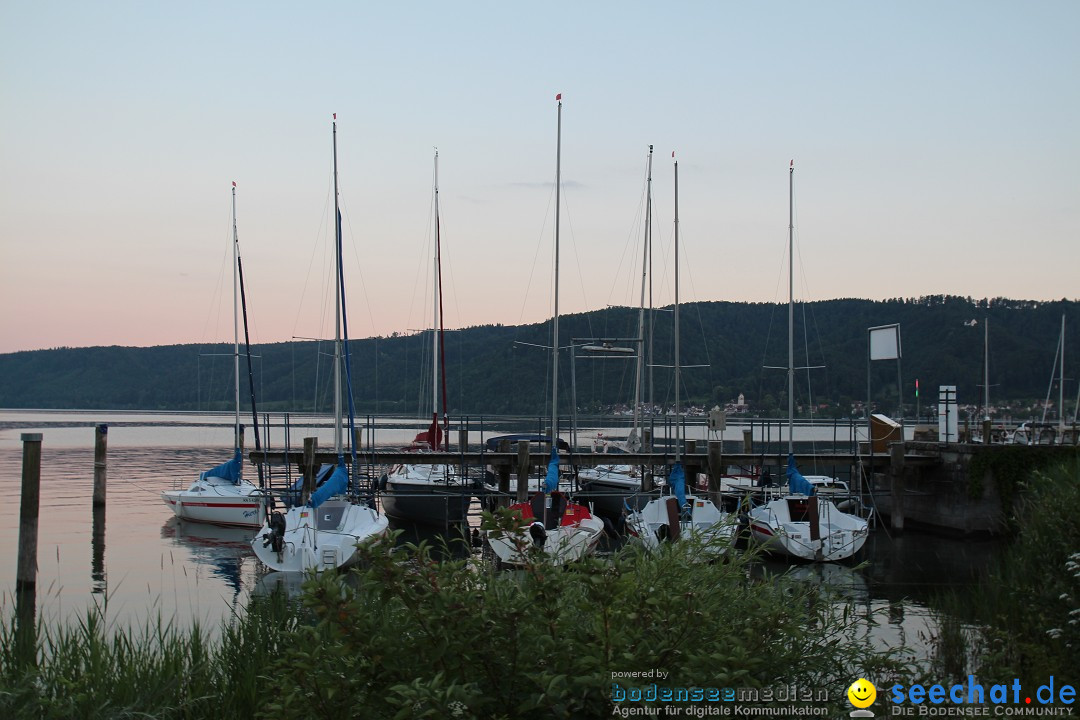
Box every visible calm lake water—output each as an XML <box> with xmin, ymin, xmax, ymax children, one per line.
<box><xmin>1</xmin><ymin>409</ymin><xmax>996</xmax><ymax>658</ymax></box>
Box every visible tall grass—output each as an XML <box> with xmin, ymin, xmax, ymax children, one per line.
<box><xmin>929</xmin><ymin>457</ymin><xmax>1080</xmax><ymax>680</ymax></box>
<box><xmin>0</xmin><ymin>590</ymin><xmax>305</xmax><ymax>719</ymax></box>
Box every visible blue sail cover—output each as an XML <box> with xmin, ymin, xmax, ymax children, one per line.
<box><xmin>200</xmin><ymin>448</ymin><xmax>242</xmax><ymax>484</ymax></box>
<box><xmin>544</xmin><ymin>447</ymin><xmax>560</xmax><ymax>493</ymax></box>
<box><xmin>669</xmin><ymin>462</ymin><xmax>687</xmax><ymax>509</ymax></box>
<box><xmin>309</xmin><ymin>461</ymin><xmax>348</xmax><ymax>508</ymax></box>
<box><xmin>786</xmin><ymin>453</ymin><xmax>815</xmax><ymax>496</ymax></box>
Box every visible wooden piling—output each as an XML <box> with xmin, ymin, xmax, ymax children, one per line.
<box><xmin>516</xmin><ymin>440</ymin><xmax>531</xmax><ymax>502</ymax></box>
<box><xmin>302</xmin><ymin>437</ymin><xmax>318</xmax><ymax>506</ymax></box>
<box><xmin>742</xmin><ymin>428</ymin><xmax>753</xmax><ymax>454</ymax></box>
<box><xmin>889</xmin><ymin>441</ymin><xmax>905</xmax><ymax>534</ymax></box>
<box><xmin>16</xmin><ymin>432</ymin><xmax>42</xmax><ymax>662</ymax></box>
<box><xmin>642</xmin><ymin>428</ymin><xmax>652</xmax><ymax>452</ymax></box>
<box><xmin>458</xmin><ymin>426</ymin><xmax>468</xmax><ymax>453</ymax></box>
<box><xmin>495</xmin><ymin>437</ymin><xmax>511</xmax><ymax>499</ymax></box>
<box><xmin>17</xmin><ymin>433</ymin><xmax>43</xmax><ymax>596</ymax></box>
<box><xmin>707</xmin><ymin>440</ymin><xmax>723</xmax><ymax>504</ymax></box>
<box><xmin>93</xmin><ymin>424</ymin><xmax>107</xmax><ymax>507</ymax></box>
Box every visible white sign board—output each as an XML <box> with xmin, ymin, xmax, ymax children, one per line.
<box><xmin>938</xmin><ymin>385</ymin><xmax>958</xmax><ymax>443</ymax></box>
<box><xmin>709</xmin><ymin>406</ymin><xmax>726</xmax><ymax>431</ymax></box>
<box><xmin>869</xmin><ymin>324</ymin><xmax>902</xmax><ymax>361</ymax></box>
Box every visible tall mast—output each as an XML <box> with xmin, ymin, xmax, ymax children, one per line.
<box><xmin>1060</xmin><ymin>314</ymin><xmax>1066</xmax><ymax>429</ymax></box>
<box><xmin>787</xmin><ymin>160</ymin><xmax>795</xmax><ymax>455</ymax></box>
<box><xmin>984</xmin><ymin>319</ymin><xmax>990</xmax><ymax>421</ymax></box>
<box><xmin>552</xmin><ymin>94</ymin><xmax>562</xmax><ymax>442</ymax></box>
<box><xmin>332</xmin><ymin>115</ymin><xmax>343</xmax><ymax>457</ymax></box>
<box><xmin>231</xmin><ymin>183</ymin><xmax>241</xmax><ymax>452</ymax></box>
<box><xmin>673</xmin><ymin>154</ymin><xmax>680</xmax><ymax>461</ymax></box>
<box><xmin>432</xmin><ymin>150</ymin><xmax>440</xmax><ymax>444</ymax></box>
<box><xmin>632</xmin><ymin>145</ymin><xmax>653</xmax><ymax>442</ymax></box>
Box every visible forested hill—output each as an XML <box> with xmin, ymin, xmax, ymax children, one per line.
<box><xmin>1</xmin><ymin>296</ymin><xmax>1076</xmax><ymax>418</ymax></box>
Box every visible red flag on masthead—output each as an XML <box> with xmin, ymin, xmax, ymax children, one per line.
<box><xmin>556</xmin><ymin>93</ymin><xmax>562</xmax><ymax>101</ymax></box>
<box><xmin>333</xmin><ymin>112</ymin><xmax>337</xmax><ymax>120</ymax></box>
<box><xmin>790</xmin><ymin>159</ymin><xmax>794</xmax><ymax>167</ymax></box>
<box><xmin>232</xmin><ymin>181</ymin><xmax>236</xmax><ymax>187</ymax></box>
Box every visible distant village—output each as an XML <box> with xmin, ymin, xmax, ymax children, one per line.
<box><xmin>598</xmin><ymin>392</ymin><xmax>1073</xmax><ymax>427</ymax></box>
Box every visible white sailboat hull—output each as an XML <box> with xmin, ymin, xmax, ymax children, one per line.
<box><xmin>485</xmin><ymin>492</ymin><xmax>604</xmax><ymax>567</ymax></box>
<box><xmin>252</xmin><ymin>499</ymin><xmax>389</xmax><ymax>573</ymax></box>
<box><xmin>162</xmin><ymin>476</ymin><xmax>268</xmax><ymax>528</ymax></box>
<box><xmin>487</xmin><ymin>518</ymin><xmax>604</xmax><ymax>566</ymax></box>
<box><xmin>748</xmin><ymin>495</ymin><xmax>868</xmax><ymax>562</ymax></box>
<box><xmin>626</xmin><ymin>494</ymin><xmax>736</xmax><ymax>557</ymax></box>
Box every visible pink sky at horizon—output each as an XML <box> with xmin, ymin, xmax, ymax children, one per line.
<box><xmin>2</xmin><ymin>2</ymin><xmax>1077</xmax><ymax>355</ymax></box>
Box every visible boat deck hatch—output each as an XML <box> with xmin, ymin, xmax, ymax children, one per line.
<box><xmin>317</xmin><ymin>505</ymin><xmax>346</xmax><ymax>530</ymax></box>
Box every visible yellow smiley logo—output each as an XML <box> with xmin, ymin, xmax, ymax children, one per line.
<box><xmin>847</xmin><ymin>678</ymin><xmax>876</xmax><ymax>709</ymax></box>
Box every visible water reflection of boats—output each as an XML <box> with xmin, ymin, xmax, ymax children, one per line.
<box><xmin>160</xmin><ymin>517</ymin><xmax>255</xmax><ymax>599</ymax></box>
<box><xmin>782</xmin><ymin>562</ymin><xmax>870</xmax><ymax>602</ymax></box>
<box><xmin>252</xmin><ymin>569</ymin><xmax>309</xmax><ymax>598</ymax></box>
<box><xmin>750</xmin><ymin>559</ymin><xmax>870</xmax><ymax>603</ymax></box>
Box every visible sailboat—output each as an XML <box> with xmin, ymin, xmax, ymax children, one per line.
<box><xmin>485</xmin><ymin>94</ymin><xmax>605</xmax><ymax>567</ymax></box>
<box><xmin>382</xmin><ymin>150</ymin><xmax>480</xmax><ymax>527</ymax></box>
<box><xmin>251</xmin><ymin>115</ymin><xmax>389</xmax><ymax>573</ymax></box>
<box><xmin>578</xmin><ymin>145</ymin><xmax>656</xmax><ymax>523</ymax></box>
<box><xmin>747</xmin><ymin>161</ymin><xmax>869</xmax><ymax>562</ymax></box>
<box><xmin>625</xmin><ymin>154</ymin><xmax>735</xmax><ymax>556</ymax></box>
<box><xmin>162</xmin><ymin>183</ymin><xmax>270</xmax><ymax>528</ymax></box>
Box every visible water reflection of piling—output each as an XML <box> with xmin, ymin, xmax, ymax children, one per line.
<box><xmin>92</xmin><ymin>504</ymin><xmax>107</xmax><ymax>594</ymax></box>
<box><xmin>16</xmin><ymin>432</ymin><xmax>42</xmax><ymax>663</ymax></box>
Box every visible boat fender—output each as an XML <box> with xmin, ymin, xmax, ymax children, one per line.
<box><xmin>264</xmin><ymin>511</ymin><xmax>287</xmax><ymax>553</ymax></box>
<box><xmin>528</xmin><ymin>521</ymin><xmax>547</xmax><ymax>548</ymax></box>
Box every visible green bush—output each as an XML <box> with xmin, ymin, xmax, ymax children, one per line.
<box><xmin>259</xmin><ymin>516</ymin><xmax>908</xmax><ymax>719</ymax></box>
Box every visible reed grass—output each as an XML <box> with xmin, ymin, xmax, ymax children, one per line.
<box><xmin>0</xmin><ymin>589</ymin><xmax>305</xmax><ymax>719</ymax></box>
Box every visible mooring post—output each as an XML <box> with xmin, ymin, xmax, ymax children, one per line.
<box><xmin>458</xmin><ymin>426</ymin><xmax>468</xmax><ymax>453</ymax></box>
<box><xmin>889</xmin><ymin>441</ymin><xmax>905</xmax><ymax>534</ymax></box>
<box><xmin>642</xmin><ymin>428</ymin><xmax>652</xmax><ymax>452</ymax></box>
<box><xmin>982</xmin><ymin>419</ymin><xmax>992</xmax><ymax>445</ymax></box>
<box><xmin>17</xmin><ymin>433</ymin><xmax>42</xmax><ymax>597</ymax></box>
<box><xmin>683</xmin><ymin>439</ymin><xmax>699</xmax><ymax>491</ymax></box>
<box><xmin>93</xmin><ymin>424</ymin><xmax>107</xmax><ymax>507</ymax></box>
<box><xmin>742</xmin><ymin>427</ymin><xmax>753</xmax><ymax>454</ymax></box>
<box><xmin>494</xmin><ymin>437</ymin><xmax>511</xmax><ymax>504</ymax></box>
<box><xmin>707</xmin><ymin>439</ymin><xmax>723</xmax><ymax>504</ymax></box>
<box><xmin>516</xmin><ymin>439</ymin><xmax>531</xmax><ymax>503</ymax></box>
<box><xmin>301</xmin><ymin>437</ymin><xmax>318</xmax><ymax>506</ymax></box>
<box><xmin>16</xmin><ymin>433</ymin><xmax>43</xmax><ymax>662</ymax></box>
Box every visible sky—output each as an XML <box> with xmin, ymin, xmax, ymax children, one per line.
<box><xmin>1</xmin><ymin>1</ymin><xmax>1077</xmax><ymax>354</ymax></box>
